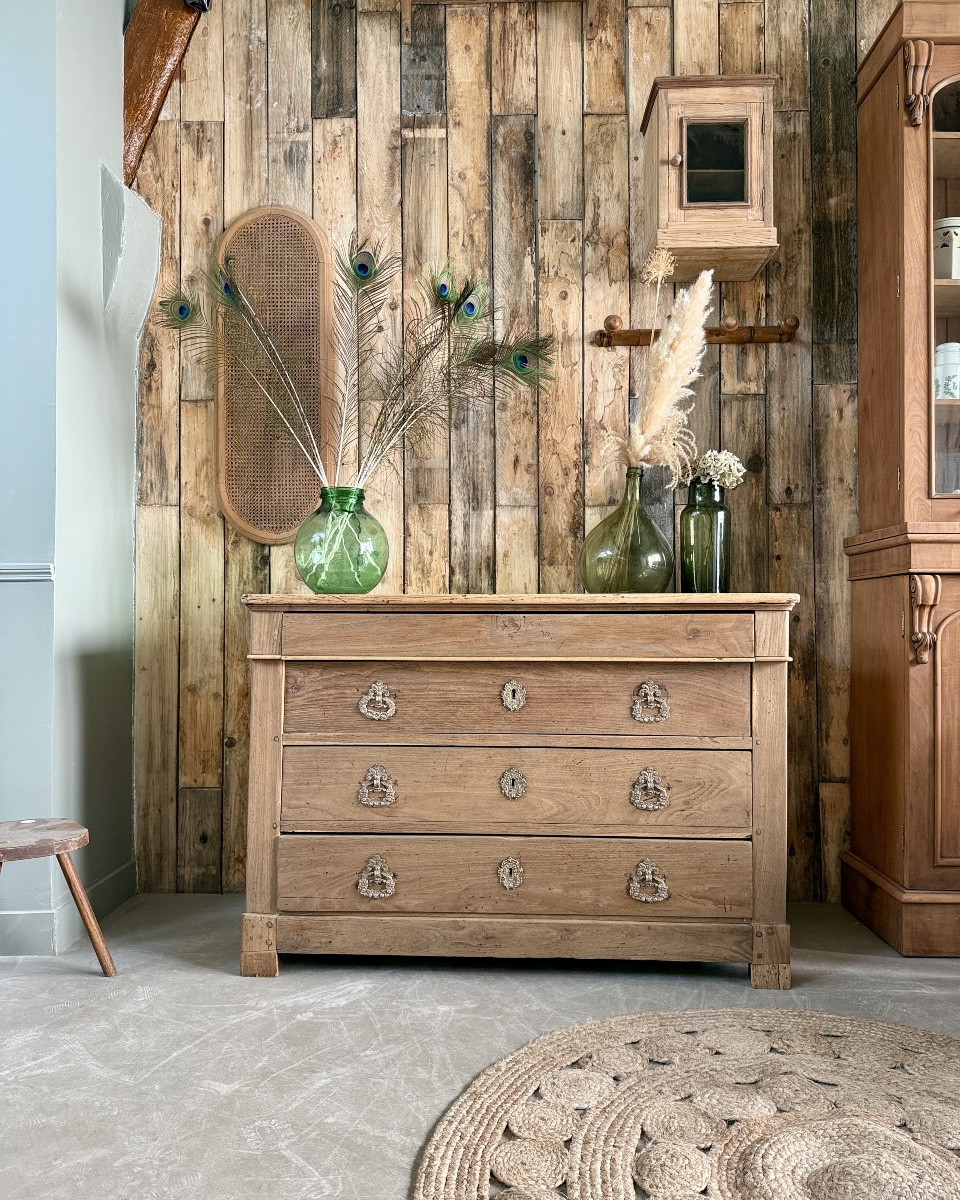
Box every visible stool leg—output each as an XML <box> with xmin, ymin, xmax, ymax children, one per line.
<box><xmin>56</xmin><ymin>852</ymin><xmax>117</xmax><ymax>977</ymax></box>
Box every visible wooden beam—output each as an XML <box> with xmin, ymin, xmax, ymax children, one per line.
<box><xmin>124</xmin><ymin>0</ymin><xmax>202</xmax><ymax>185</ymax></box>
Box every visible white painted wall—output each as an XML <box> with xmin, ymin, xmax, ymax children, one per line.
<box><xmin>0</xmin><ymin>0</ymin><xmax>160</xmax><ymax>953</ymax></box>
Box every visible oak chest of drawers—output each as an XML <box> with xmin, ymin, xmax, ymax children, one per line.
<box><xmin>241</xmin><ymin>593</ymin><xmax>797</xmax><ymax>988</ymax></box>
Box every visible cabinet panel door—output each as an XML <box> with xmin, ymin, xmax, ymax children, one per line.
<box><xmin>935</xmin><ymin>579</ymin><xmax>960</xmax><ymax>866</ymax></box>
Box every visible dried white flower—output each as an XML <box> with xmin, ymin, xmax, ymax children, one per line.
<box><xmin>682</xmin><ymin>449</ymin><xmax>746</xmax><ymax>490</ymax></box>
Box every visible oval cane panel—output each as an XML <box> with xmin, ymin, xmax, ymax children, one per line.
<box><xmin>216</xmin><ymin>205</ymin><xmax>334</xmax><ymax>543</ymax></box>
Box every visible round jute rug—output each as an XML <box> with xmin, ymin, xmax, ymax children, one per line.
<box><xmin>413</xmin><ymin>1009</ymin><xmax>960</xmax><ymax>1200</ymax></box>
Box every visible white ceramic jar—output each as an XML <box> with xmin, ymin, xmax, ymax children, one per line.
<box><xmin>934</xmin><ymin>218</ymin><xmax>960</xmax><ymax>278</ymax></box>
<box><xmin>935</xmin><ymin>342</ymin><xmax>960</xmax><ymax>399</ymax></box>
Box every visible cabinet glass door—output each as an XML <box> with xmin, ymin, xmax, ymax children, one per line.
<box><xmin>933</xmin><ymin>82</ymin><xmax>960</xmax><ymax>494</ymax></box>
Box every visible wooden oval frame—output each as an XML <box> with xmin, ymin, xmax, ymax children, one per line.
<box><xmin>215</xmin><ymin>205</ymin><xmax>335</xmax><ymax>545</ymax></box>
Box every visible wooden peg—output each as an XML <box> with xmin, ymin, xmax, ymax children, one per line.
<box><xmin>721</xmin><ymin>315</ymin><xmax>740</xmax><ymax>332</ymax></box>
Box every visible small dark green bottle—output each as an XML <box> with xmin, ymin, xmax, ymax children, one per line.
<box><xmin>679</xmin><ymin>479</ymin><xmax>730</xmax><ymax>593</ymax></box>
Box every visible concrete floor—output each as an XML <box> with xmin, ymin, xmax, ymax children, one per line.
<box><xmin>1</xmin><ymin>898</ymin><xmax>959</xmax><ymax>1199</ymax></box>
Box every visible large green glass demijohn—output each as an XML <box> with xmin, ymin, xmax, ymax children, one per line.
<box><xmin>294</xmin><ymin>487</ymin><xmax>388</xmax><ymax>594</ymax></box>
<box><xmin>578</xmin><ymin>467</ymin><xmax>675</xmax><ymax>592</ymax></box>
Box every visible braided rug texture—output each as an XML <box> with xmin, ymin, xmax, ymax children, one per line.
<box><xmin>413</xmin><ymin>1009</ymin><xmax>960</xmax><ymax>1200</ymax></box>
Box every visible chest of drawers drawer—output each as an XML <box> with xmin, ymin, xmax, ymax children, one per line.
<box><xmin>276</xmin><ymin>834</ymin><xmax>754</xmax><ymax>919</ymax></box>
<box><xmin>242</xmin><ymin>594</ymin><xmax>796</xmax><ymax>988</ymax></box>
<box><xmin>280</xmin><ymin>746</ymin><xmax>753</xmax><ymax>835</ymax></box>
<box><xmin>283</xmin><ymin>660</ymin><xmax>752</xmax><ymax>739</ymax></box>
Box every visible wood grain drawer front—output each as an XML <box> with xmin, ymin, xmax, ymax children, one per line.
<box><xmin>277</xmin><ymin>835</ymin><xmax>753</xmax><ymax>917</ymax></box>
<box><xmin>283</xmin><ymin>661</ymin><xmax>751</xmax><ymax>738</ymax></box>
<box><xmin>281</xmin><ymin>747</ymin><xmax>753</xmax><ymax>835</ymax></box>
<box><xmin>281</xmin><ymin>611</ymin><xmax>755</xmax><ymax>659</ymax></box>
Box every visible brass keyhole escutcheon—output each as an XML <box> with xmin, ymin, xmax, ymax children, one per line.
<box><xmin>498</xmin><ymin>857</ymin><xmax>523</xmax><ymax>890</ymax></box>
<box><xmin>499</xmin><ymin>767</ymin><xmax>527</xmax><ymax>800</ymax></box>
<box><xmin>501</xmin><ymin>679</ymin><xmax>527</xmax><ymax>711</ymax></box>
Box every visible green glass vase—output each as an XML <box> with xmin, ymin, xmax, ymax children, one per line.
<box><xmin>578</xmin><ymin>467</ymin><xmax>674</xmax><ymax>593</ymax></box>
<box><xmin>679</xmin><ymin>479</ymin><xmax>731</xmax><ymax>593</ymax></box>
<box><xmin>294</xmin><ymin>487</ymin><xmax>389</xmax><ymax>594</ymax></box>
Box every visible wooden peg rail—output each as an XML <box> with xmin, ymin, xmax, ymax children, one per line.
<box><xmin>594</xmin><ymin>314</ymin><xmax>801</xmax><ymax>348</ymax></box>
<box><xmin>400</xmin><ymin>0</ymin><xmax>602</xmax><ymax>44</ymax></box>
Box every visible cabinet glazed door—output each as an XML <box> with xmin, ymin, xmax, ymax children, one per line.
<box><xmin>933</xmin><ymin>577</ymin><xmax>960</xmax><ymax>868</ymax></box>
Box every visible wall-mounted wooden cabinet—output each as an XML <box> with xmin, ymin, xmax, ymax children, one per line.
<box><xmin>638</xmin><ymin>75</ymin><xmax>778</xmax><ymax>282</ymax></box>
<box><xmin>844</xmin><ymin>2</ymin><xmax>960</xmax><ymax>955</ymax></box>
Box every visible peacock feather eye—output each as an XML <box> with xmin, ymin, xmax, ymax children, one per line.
<box><xmin>352</xmin><ymin>249</ymin><xmax>377</xmax><ymax>281</ymax></box>
<box><xmin>434</xmin><ymin>271</ymin><xmax>455</xmax><ymax>302</ymax></box>
<box><xmin>158</xmin><ymin>290</ymin><xmax>202</xmax><ymax>328</ymax></box>
<box><xmin>459</xmin><ymin>292</ymin><xmax>482</xmax><ymax>320</ymax></box>
<box><xmin>512</xmin><ymin>351</ymin><xmax>530</xmax><ymax>372</ymax></box>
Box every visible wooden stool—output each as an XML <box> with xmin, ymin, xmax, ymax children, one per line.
<box><xmin>0</xmin><ymin>819</ymin><xmax>117</xmax><ymax>976</ymax></box>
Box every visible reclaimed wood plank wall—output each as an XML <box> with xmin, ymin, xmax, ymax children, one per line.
<box><xmin>132</xmin><ymin>0</ymin><xmax>897</xmax><ymax>900</ymax></box>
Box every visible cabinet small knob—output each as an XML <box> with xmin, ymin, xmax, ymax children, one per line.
<box><xmin>669</xmin><ymin>152</ymin><xmax>683</xmax><ymax>167</ymax></box>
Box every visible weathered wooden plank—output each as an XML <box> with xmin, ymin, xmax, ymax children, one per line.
<box><xmin>177</xmin><ymin>787</ymin><xmax>223</xmax><ymax>892</ymax></box>
<box><xmin>179</xmin><ymin>400</ymin><xmax>225</xmax><ymax>790</ymax></box>
<box><xmin>268</xmin><ymin>0</ymin><xmax>313</xmax><ymax>212</ymax></box>
<box><xmin>537</xmin><ymin>2</ymin><xmax>584</xmax><ymax>221</ymax></box>
<box><xmin>223</xmin><ymin>0</ymin><xmax>268</xmax><ymax>224</ymax></box>
<box><xmin>766</xmin><ymin>0</ymin><xmax>810</xmax><ymax>111</ymax></box>
<box><xmin>767</xmin><ymin>110</ymin><xmax>812</xmax><ymax>504</ymax></box>
<box><xmin>179</xmin><ymin>120</ymin><xmax>223</xmax><ymax>403</ymax></box>
<box><xmin>814</xmin><ymin>382</ymin><xmax>857</xmax><ymax>782</ymax></box>
<box><xmin>314</xmin><ymin>116</ymin><xmax>359</xmax><ymax>485</ymax></box>
<box><xmin>769</xmin><ymin>501</ymin><xmax>821</xmax><ymax>901</ymax></box>
<box><xmin>627</xmin><ymin>6</ymin><xmax>671</xmax><ymax>401</ymax></box>
<box><xmin>448</xmin><ymin>6</ymin><xmax>494</xmax><ymax>594</ymax></box>
<box><xmin>820</xmin><ymin>780</ymin><xmax>851</xmax><ymax>904</ymax></box>
<box><xmin>491</xmin><ymin>3</ymin><xmax>537</xmax><ymax>116</ymax></box>
<box><xmin>134</xmin><ymin>118</ymin><xmax>180</xmax><ymax>507</ymax></box>
<box><xmin>720</xmin><ymin>1</ymin><xmax>764</xmax><ymax>74</ymax></box>
<box><xmin>313</xmin><ymin>0</ymin><xmax>358</xmax><ymax>118</ymax></box>
<box><xmin>811</xmin><ymin>0</ymin><xmax>857</xmax><ymax>385</ymax></box>
<box><xmin>492</xmin><ymin>114</ymin><xmax>539</xmax><ymax>593</ymax></box>
<box><xmin>720</xmin><ymin>394</ymin><xmax>768</xmax><ymax>591</ymax></box>
<box><xmin>857</xmin><ymin>0</ymin><xmax>897</xmax><ymax>66</ymax></box>
<box><xmin>181</xmin><ymin>0</ymin><xmax>224</xmax><ymax>121</ymax></box>
<box><xmin>584</xmin><ymin>115</ymin><xmax>630</xmax><ymax>514</ymax></box>
<box><xmin>401</xmin><ymin>5</ymin><xmax>445</xmax><ymax>116</ymax></box>
<box><xmin>539</xmin><ymin>220</ymin><xmax>584</xmax><ymax>592</ymax></box>
<box><xmin>585</xmin><ymin>0</ymin><xmax>626</xmax><ymax>114</ymax></box>
<box><xmin>719</xmin><ymin>0</ymin><xmax>766</xmax><ymax>397</ymax></box>
<box><xmin>269</xmin><ymin>542</ymin><xmax>313</xmax><ymax>594</ymax></box>
<box><xmin>402</xmin><ymin>115</ymin><xmax>450</xmax><ymax>593</ymax></box>
<box><xmin>134</xmin><ymin>504</ymin><xmax>180</xmax><ymax>893</ymax></box>
<box><xmin>222</xmin><ymin>530</ymin><xmax>269</xmax><ymax>893</ymax></box>
<box><xmin>673</xmin><ymin>0</ymin><xmax>720</xmax><ymax>74</ymax></box>
<box><xmin>357</xmin><ymin>10</ymin><xmax>404</xmax><ymax>593</ymax></box>
<box><xmin>123</xmin><ymin>0</ymin><xmax>199</xmax><ymax>184</ymax></box>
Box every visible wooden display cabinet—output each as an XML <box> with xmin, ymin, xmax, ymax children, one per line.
<box><xmin>843</xmin><ymin>2</ymin><xmax>960</xmax><ymax>954</ymax></box>
<box><xmin>638</xmin><ymin>75</ymin><xmax>779</xmax><ymax>281</ymax></box>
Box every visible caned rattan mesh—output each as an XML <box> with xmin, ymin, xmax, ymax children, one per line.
<box><xmin>216</xmin><ymin>207</ymin><xmax>333</xmax><ymax>544</ymax></box>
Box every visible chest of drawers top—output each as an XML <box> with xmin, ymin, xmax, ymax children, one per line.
<box><xmin>244</xmin><ymin>592</ymin><xmax>799</xmax><ymax>662</ymax></box>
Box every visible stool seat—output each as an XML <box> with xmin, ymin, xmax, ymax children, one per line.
<box><xmin>0</xmin><ymin>817</ymin><xmax>117</xmax><ymax>976</ymax></box>
<box><xmin>0</xmin><ymin>818</ymin><xmax>90</xmax><ymax>861</ymax></box>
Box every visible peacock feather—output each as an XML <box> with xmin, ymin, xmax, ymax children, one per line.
<box><xmin>157</xmin><ymin>290</ymin><xmax>202</xmax><ymax>329</ymax></box>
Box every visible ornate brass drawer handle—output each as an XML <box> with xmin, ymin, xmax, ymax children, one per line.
<box><xmin>357</xmin><ymin>854</ymin><xmax>396</xmax><ymax>899</ymax></box>
<box><xmin>498</xmin><ymin>857</ymin><xmax>524</xmax><ymax>890</ymax></box>
<box><xmin>628</xmin><ymin>859</ymin><xmax>669</xmax><ymax>903</ymax></box>
<box><xmin>630</xmin><ymin>767</ymin><xmax>671</xmax><ymax>812</ymax></box>
<box><xmin>500</xmin><ymin>767</ymin><xmax>527</xmax><ymax>800</ymax></box>
<box><xmin>631</xmin><ymin>680</ymin><xmax>670</xmax><ymax>723</ymax></box>
<box><xmin>501</xmin><ymin>679</ymin><xmax>527</xmax><ymax>711</ymax></box>
<box><xmin>358</xmin><ymin>680</ymin><xmax>396</xmax><ymax>721</ymax></box>
<box><xmin>358</xmin><ymin>765</ymin><xmax>397</xmax><ymax>807</ymax></box>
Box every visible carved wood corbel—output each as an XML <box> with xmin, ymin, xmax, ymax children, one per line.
<box><xmin>910</xmin><ymin>573</ymin><xmax>941</xmax><ymax>663</ymax></box>
<box><xmin>903</xmin><ymin>40</ymin><xmax>935</xmax><ymax>127</ymax></box>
